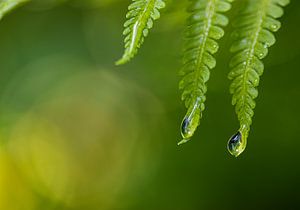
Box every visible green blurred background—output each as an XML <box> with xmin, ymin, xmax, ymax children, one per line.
<box><xmin>0</xmin><ymin>0</ymin><xmax>299</xmax><ymax>209</ymax></box>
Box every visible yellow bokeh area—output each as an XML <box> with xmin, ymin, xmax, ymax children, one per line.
<box><xmin>0</xmin><ymin>55</ymin><xmax>164</xmax><ymax>210</ymax></box>
<box><xmin>0</xmin><ymin>148</ymin><xmax>36</xmax><ymax>210</ymax></box>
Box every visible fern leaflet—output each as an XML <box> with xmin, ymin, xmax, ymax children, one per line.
<box><xmin>227</xmin><ymin>0</ymin><xmax>289</xmax><ymax>157</ymax></box>
<box><xmin>116</xmin><ymin>0</ymin><xmax>165</xmax><ymax>65</ymax></box>
<box><xmin>178</xmin><ymin>0</ymin><xmax>233</xmax><ymax>145</ymax></box>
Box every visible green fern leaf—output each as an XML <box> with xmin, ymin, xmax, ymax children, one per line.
<box><xmin>178</xmin><ymin>0</ymin><xmax>234</xmax><ymax>145</ymax></box>
<box><xmin>227</xmin><ymin>0</ymin><xmax>289</xmax><ymax>157</ymax></box>
<box><xmin>0</xmin><ymin>0</ymin><xmax>28</xmax><ymax>20</ymax></box>
<box><xmin>116</xmin><ymin>0</ymin><xmax>165</xmax><ymax>65</ymax></box>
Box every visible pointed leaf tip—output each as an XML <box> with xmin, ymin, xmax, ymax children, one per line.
<box><xmin>177</xmin><ymin>139</ymin><xmax>190</xmax><ymax>145</ymax></box>
<box><xmin>115</xmin><ymin>57</ymin><xmax>128</xmax><ymax>66</ymax></box>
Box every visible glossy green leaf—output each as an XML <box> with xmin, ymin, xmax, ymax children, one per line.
<box><xmin>227</xmin><ymin>0</ymin><xmax>289</xmax><ymax>157</ymax></box>
<box><xmin>178</xmin><ymin>0</ymin><xmax>234</xmax><ymax>145</ymax></box>
<box><xmin>116</xmin><ymin>0</ymin><xmax>165</xmax><ymax>65</ymax></box>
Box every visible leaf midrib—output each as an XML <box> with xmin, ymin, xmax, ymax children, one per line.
<box><xmin>238</xmin><ymin>0</ymin><xmax>270</xmax><ymax>126</ymax></box>
<box><xmin>129</xmin><ymin>0</ymin><xmax>156</xmax><ymax>54</ymax></box>
<box><xmin>193</xmin><ymin>0</ymin><xmax>216</xmax><ymax>103</ymax></box>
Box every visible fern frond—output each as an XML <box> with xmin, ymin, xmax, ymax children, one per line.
<box><xmin>0</xmin><ymin>0</ymin><xmax>29</xmax><ymax>20</ymax></box>
<box><xmin>178</xmin><ymin>0</ymin><xmax>234</xmax><ymax>145</ymax></box>
<box><xmin>116</xmin><ymin>0</ymin><xmax>165</xmax><ymax>65</ymax></box>
<box><xmin>227</xmin><ymin>0</ymin><xmax>289</xmax><ymax>157</ymax></box>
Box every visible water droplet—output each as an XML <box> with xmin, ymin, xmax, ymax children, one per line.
<box><xmin>270</xmin><ymin>24</ymin><xmax>279</xmax><ymax>31</ymax></box>
<box><xmin>212</xmin><ymin>44</ymin><xmax>218</xmax><ymax>51</ymax></box>
<box><xmin>227</xmin><ymin>131</ymin><xmax>246</xmax><ymax>157</ymax></box>
<box><xmin>181</xmin><ymin>117</ymin><xmax>191</xmax><ymax>136</ymax></box>
<box><xmin>254</xmin><ymin>78</ymin><xmax>259</xmax><ymax>86</ymax></box>
<box><xmin>258</xmin><ymin>52</ymin><xmax>264</xmax><ymax>58</ymax></box>
<box><xmin>178</xmin><ymin>98</ymin><xmax>201</xmax><ymax>145</ymax></box>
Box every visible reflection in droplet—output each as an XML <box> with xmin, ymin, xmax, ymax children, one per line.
<box><xmin>227</xmin><ymin>131</ymin><xmax>246</xmax><ymax>157</ymax></box>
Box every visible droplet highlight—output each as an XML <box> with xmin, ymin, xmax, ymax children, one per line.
<box><xmin>270</xmin><ymin>23</ymin><xmax>280</xmax><ymax>32</ymax></box>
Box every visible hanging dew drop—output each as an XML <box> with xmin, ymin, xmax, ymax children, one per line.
<box><xmin>178</xmin><ymin>98</ymin><xmax>201</xmax><ymax>145</ymax></box>
<box><xmin>227</xmin><ymin>130</ymin><xmax>247</xmax><ymax>157</ymax></box>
